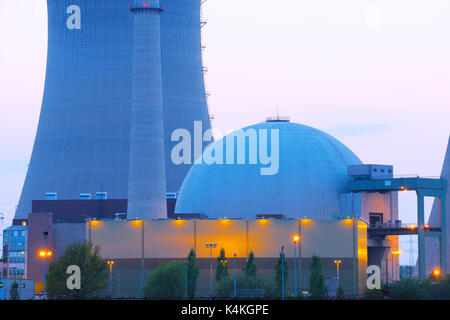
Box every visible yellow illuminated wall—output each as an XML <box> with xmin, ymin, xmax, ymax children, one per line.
<box><xmin>302</xmin><ymin>220</ymin><xmax>354</xmax><ymax>258</ymax></box>
<box><xmin>87</xmin><ymin>220</ymin><xmax>142</xmax><ymax>259</ymax></box>
<box><xmin>196</xmin><ymin>219</ymin><xmax>248</xmax><ymax>258</ymax></box>
<box><xmin>357</xmin><ymin>220</ymin><xmax>368</xmax><ymax>294</ymax></box>
<box><xmin>88</xmin><ymin>219</ymin><xmax>365</xmax><ymax>261</ymax></box>
<box><xmin>144</xmin><ymin>220</ymin><xmax>196</xmax><ymax>258</ymax></box>
<box><xmin>248</xmin><ymin>219</ymin><xmax>299</xmax><ymax>258</ymax></box>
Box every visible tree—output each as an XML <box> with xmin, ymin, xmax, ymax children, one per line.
<box><xmin>309</xmin><ymin>254</ymin><xmax>328</xmax><ymax>298</ymax></box>
<box><xmin>244</xmin><ymin>251</ymin><xmax>257</xmax><ymax>279</ymax></box>
<box><xmin>336</xmin><ymin>285</ymin><xmax>344</xmax><ymax>299</ymax></box>
<box><xmin>216</xmin><ymin>247</ymin><xmax>229</xmax><ymax>282</ymax></box>
<box><xmin>275</xmin><ymin>250</ymin><xmax>288</xmax><ymax>296</ymax></box>
<box><xmin>9</xmin><ymin>281</ymin><xmax>20</xmax><ymax>300</ymax></box>
<box><xmin>215</xmin><ymin>248</ymin><xmax>232</xmax><ymax>297</ymax></box>
<box><xmin>46</xmin><ymin>241</ymin><xmax>109</xmax><ymax>299</ymax></box>
<box><xmin>186</xmin><ymin>248</ymin><xmax>199</xmax><ymax>299</ymax></box>
<box><xmin>144</xmin><ymin>261</ymin><xmax>184</xmax><ymax>299</ymax></box>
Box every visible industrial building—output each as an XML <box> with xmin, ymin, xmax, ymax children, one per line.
<box><xmin>1</xmin><ymin>0</ymin><xmax>448</xmax><ymax>299</ymax></box>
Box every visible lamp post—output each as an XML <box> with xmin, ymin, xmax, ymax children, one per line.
<box><xmin>233</xmin><ymin>253</ymin><xmax>237</xmax><ymax>298</ymax></box>
<box><xmin>204</xmin><ymin>243</ymin><xmax>217</xmax><ymax>297</ymax></box>
<box><xmin>293</xmin><ymin>235</ymin><xmax>300</xmax><ymax>297</ymax></box>
<box><xmin>107</xmin><ymin>260</ymin><xmax>115</xmax><ymax>296</ymax></box>
<box><xmin>391</xmin><ymin>250</ymin><xmax>401</xmax><ymax>281</ymax></box>
<box><xmin>281</xmin><ymin>245</ymin><xmax>285</xmax><ymax>300</ymax></box>
<box><xmin>185</xmin><ymin>259</ymin><xmax>188</xmax><ymax>299</ymax></box>
<box><xmin>38</xmin><ymin>231</ymin><xmax>52</xmax><ymax>299</ymax></box>
<box><xmin>334</xmin><ymin>259</ymin><xmax>342</xmax><ymax>283</ymax></box>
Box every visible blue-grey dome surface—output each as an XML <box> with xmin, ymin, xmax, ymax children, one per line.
<box><xmin>175</xmin><ymin>121</ymin><xmax>362</xmax><ymax>219</ymax></box>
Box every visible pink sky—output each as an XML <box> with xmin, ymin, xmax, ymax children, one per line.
<box><xmin>1</xmin><ymin>0</ymin><xmax>449</xmax><ymax>263</ymax></box>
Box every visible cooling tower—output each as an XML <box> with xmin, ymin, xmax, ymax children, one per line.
<box><xmin>424</xmin><ymin>136</ymin><xmax>450</xmax><ymax>274</ymax></box>
<box><xmin>127</xmin><ymin>1</ymin><xmax>167</xmax><ymax>219</ymax></box>
<box><xmin>15</xmin><ymin>0</ymin><xmax>211</xmax><ymax>219</ymax></box>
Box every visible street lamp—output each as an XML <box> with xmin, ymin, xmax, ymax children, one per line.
<box><xmin>293</xmin><ymin>235</ymin><xmax>300</xmax><ymax>297</ymax></box>
<box><xmin>38</xmin><ymin>231</ymin><xmax>52</xmax><ymax>299</ymax></box>
<box><xmin>233</xmin><ymin>253</ymin><xmax>237</xmax><ymax>298</ymax></box>
<box><xmin>204</xmin><ymin>243</ymin><xmax>217</xmax><ymax>297</ymax></box>
<box><xmin>431</xmin><ymin>267</ymin><xmax>442</xmax><ymax>280</ymax></box>
<box><xmin>185</xmin><ymin>259</ymin><xmax>188</xmax><ymax>299</ymax></box>
<box><xmin>391</xmin><ymin>250</ymin><xmax>402</xmax><ymax>281</ymax></box>
<box><xmin>334</xmin><ymin>260</ymin><xmax>342</xmax><ymax>281</ymax></box>
<box><xmin>107</xmin><ymin>260</ymin><xmax>115</xmax><ymax>296</ymax></box>
<box><xmin>281</xmin><ymin>245</ymin><xmax>285</xmax><ymax>300</ymax></box>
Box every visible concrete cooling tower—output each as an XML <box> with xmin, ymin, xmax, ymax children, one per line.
<box><xmin>424</xmin><ymin>136</ymin><xmax>450</xmax><ymax>274</ymax></box>
<box><xmin>15</xmin><ymin>0</ymin><xmax>212</xmax><ymax>219</ymax></box>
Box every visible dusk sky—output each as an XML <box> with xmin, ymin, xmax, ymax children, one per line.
<box><xmin>1</xmin><ymin>0</ymin><xmax>449</xmax><ymax>264</ymax></box>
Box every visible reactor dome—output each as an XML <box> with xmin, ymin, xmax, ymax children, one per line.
<box><xmin>175</xmin><ymin>119</ymin><xmax>362</xmax><ymax>219</ymax></box>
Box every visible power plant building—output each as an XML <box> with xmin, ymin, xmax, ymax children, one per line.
<box><xmin>2</xmin><ymin>0</ymin><xmax>448</xmax><ymax>299</ymax></box>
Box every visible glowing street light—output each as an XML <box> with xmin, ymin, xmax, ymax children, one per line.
<box><xmin>293</xmin><ymin>235</ymin><xmax>300</xmax><ymax>297</ymax></box>
<box><xmin>391</xmin><ymin>250</ymin><xmax>402</xmax><ymax>256</ymax></box>
<box><xmin>39</xmin><ymin>231</ymin><xmax>52</xmax><ymax>299</ymax></box>
<box><xmin>204</xmin><ymin>243</ymin><xmax>218</xmax><ymax>297</ymax></box>
<box><xmin>431</xmin><ymin>268</ymin><xmax>442</xmax><ymax>280</ymax></box>
<box><xmin>107</xmin><ymin>260</ymin><xmax>115</xmax><ymax>296</ymax></box>
<box><xmin>334</xmin><ymin>260</ymin><xmax>342</xmax><ymax>280</ymax></box>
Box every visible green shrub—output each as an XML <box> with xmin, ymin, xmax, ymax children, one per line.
<box><xmin>144</xmin><ymin>261</ymin><xmax>184</xmax><ymax>299</ymax></box>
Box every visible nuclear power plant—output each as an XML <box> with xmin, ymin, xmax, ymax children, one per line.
<box><xmin>1</xmin><ymin>0</ymin><xmax>448</xmax><ymax>299</ymax></box>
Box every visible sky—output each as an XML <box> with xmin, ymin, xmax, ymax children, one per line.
<box><xmin>0</xmin><ymin>0</ymin><xmax>449</xmax><ymax>264</ymax></box>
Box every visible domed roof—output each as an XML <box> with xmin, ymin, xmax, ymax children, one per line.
<box><xmin>175</xmin><ymin>120</ymin><xmax>362</xmax><ymax>219</ymax></box>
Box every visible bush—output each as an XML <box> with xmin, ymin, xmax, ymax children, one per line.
<box><xmin>309</xmin><ymin>254</ymin><xmax>328</xmax><ymax>298</ymax></box>
<box><xmin>9</xmin><ymin>281</ymin><xmax>20</xmax><ymax>300</ymax></box>
<box><xmin>336</xmin><ymin>285</ymin><xmax>344</xmax><ymax>299</ymax></box>
<box><xmin>46</xmin><ymin>242</ymin><xmax>108</xmax><ymax>299</ymax></box>
<box><xmin>216</xmin><ymin>278</ymin><xmax>234</xmax><ymax>298</ymax></box>
<box><xmin>186</xmin><ymin>249</ymin><xmax>199</xmax><ymax>299</ymax></box>
<box><xmin>144</xmin><ymin>262</ymin><xmax>184</xmax><ymax>299</ymax></box>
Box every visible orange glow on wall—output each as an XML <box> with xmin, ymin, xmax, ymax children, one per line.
<box><xmin>173</xmin><ymin>219</ymin><xmax>186</xmax><ymax>226</ymax></box>
<box><xmin>342</xmin><ymin>218</ymin><xmax>354</xmax><ymax>226</ymax></box>
<box><xmin>358</xmin><ymin>248</ymin><xmax>367</xmax><ymax>257</ymax></box>
<box><xmin>301</xmin><ymin>218</ymin><xmax>312</xmax><ymax>225</ymax></box>
<box><xmin>130</xmin><ymin>220</ymin><xmax>143</xmax><ymax>228</ymax></box>
<box><xmin>219</xmin><ymin>218</ymin><xmax>232</xmax><ymax>226</ymax></box>
<box><xmin>257</xmin><ymin>219</ymin><xmax>270</xmax><ymax>226</ymax></box>
<box><xmin>35</xmin><ymin>282</ymin><xmax>44</xmax><ymax>294</ymax></box>
<box><xmin>89</xmin><ymin>220</ymin><xmax>102</xmax><ymax>228</ymax></box>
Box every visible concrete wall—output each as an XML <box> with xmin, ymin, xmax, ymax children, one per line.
<box><xmin>87</xmin><ymin>218</ymin><xmax>367</xmax><ymax>296</ymax></box>
<box><xmin>53</xmin><ymin>223</ymin><xmax>86</xmax><ymax>259</ymax></box>
<box><xmin>26</xmin><ymin>213</ymin><xmax>53</xmax><ymax>284</ymax></box>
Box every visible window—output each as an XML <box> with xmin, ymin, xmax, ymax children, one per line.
<box><xmin>369</xmin><ymin>212</ymin><xmax>384</xmax><ymax>227</ymax></box>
